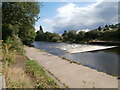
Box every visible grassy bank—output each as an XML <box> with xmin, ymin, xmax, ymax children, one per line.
<box><xmin>2</xmin><ymin>37</ymin><xmax>59</xmax><ymax>88</ymax></box>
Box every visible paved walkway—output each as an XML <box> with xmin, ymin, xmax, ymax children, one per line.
<box><xmin>25</xmin><ymin>47</ymin><xmax>118</xmax><ymax>88</ymax></box>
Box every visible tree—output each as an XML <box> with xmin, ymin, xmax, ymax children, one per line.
<box><xmin>2</xmin><ymin>2</ymin><xmax>40</xmax><ymax>45</ymax></box>
<box><xmin>98</xmin><ymin>26</ymin><xmax>102</xmax><ymax>31</ymax></box>
<box><xmin>76</xmin><ymin>31</ymin><xmax>85</xmax><ymax>41</ymax></box>
<box><xmin>62</xmin><ymin>30</ymin><xmax>68</xmax><ymax>42</ymax></box>
<box><xmin>35</xmin><ymin>26</ymin><xmax>44</xmax><ymax>41</ymax></box>
<box><xmin>67</xmin><ymin>30</ymin><xmax>76</xmax><ymax>42</ymax></box>
<box><xmin>40</xmin><ymin>25</ymin><xmax>43</xmax><ymax>31</ymax></box>
<box><xmin>85</xmin><ymin>30</ymin><xmax>100</xmax><ymax>40</ymax></box>
<box><xmin>62</xmin><ymin>30</ymin><xmax>67</xmax><ymax>36</ymax></box>
<box><xmin>104</xmin><ymin>25</ymin><xmax>109</xmax><ymax>31</ymax></box>
<box><xmin>51</xmin><ymin>33</ymin><xmax>62</xmax><ymax>42</ymax></box>
<box><xmin>44</xmin><ymin>32</ymin><xmax>52</xmax><ymax>41</ymax></box>
<box><xmin>19</xmin><ymin>25</ymin><xmax>36</xmax><ymax>45</ymax></box>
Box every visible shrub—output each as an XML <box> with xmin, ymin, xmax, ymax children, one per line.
<box><xmin>2</xmin><ymin>43</ymin><xmax>15</xmax><ymax>65</ymax></box>
<box><xmin>5</xmin><ymin>35</ymin><xmax>25</xmax><ymax>55</ymax></box>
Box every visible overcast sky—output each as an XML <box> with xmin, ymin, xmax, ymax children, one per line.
<box><xmin>35</xmin><ymin>1</ymin><xmax>118</xmax><ymax>34</ymax></box>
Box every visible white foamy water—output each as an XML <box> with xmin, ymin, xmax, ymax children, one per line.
<box><xmin>56</xmin><ymin>44</ymin><xmax>117</xmax><ymax>53</ymax></box>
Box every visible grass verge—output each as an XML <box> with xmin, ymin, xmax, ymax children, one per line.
<box><xmin>25</xmin><ymin>60</ymin><xmax>59</xmax><ymax>88</ymax></box>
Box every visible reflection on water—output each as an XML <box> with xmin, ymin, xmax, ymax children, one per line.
<box><xmin>33</xmin><ymin>41</ymin><xmax>119</xmax><ymax>76</ymax></box>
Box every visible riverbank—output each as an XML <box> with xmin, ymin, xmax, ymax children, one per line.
<box><xmin>2</xmin><ymin>43</ymin><xmax>60</xmax><ymax>88</ymax></box>
<box><xmin>25</xmin><ymin>46</ymin><xmax>118</xmax><ymax>88</ymax></box>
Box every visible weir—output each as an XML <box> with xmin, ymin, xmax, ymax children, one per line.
<box><xmin>58</xmin><ymin>44</ymin><xmax>117</xmax><ymax>53</ymax></box>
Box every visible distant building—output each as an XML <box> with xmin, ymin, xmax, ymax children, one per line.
<box><xmin>76</xmin><ymin>29</ymin><xmax>90</xmax><ymax>34</ymax></box>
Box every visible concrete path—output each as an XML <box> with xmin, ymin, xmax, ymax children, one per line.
<box><xmin>25</xmin><ymin>47</ymin><xmax>118</xmax><ymax>88</ymax></box>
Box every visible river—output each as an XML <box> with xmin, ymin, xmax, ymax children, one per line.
<box><xmin>33</xmin><ymin>41</ymin><xmax>120</xmax><ymax>76</ymax></box>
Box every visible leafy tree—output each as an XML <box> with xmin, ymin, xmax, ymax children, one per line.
<box><xmin>44</xmin><ymin>32</ymin><xmax>52</xmax><ymax>41</ymax></box>
<box><xmin>35</xmin><ymin>26</ymin><xmax>45</xmax><ymax>41</ymax></box>
<box><xmin>85</xmin><ymin>30</ymin><xmax>100</xmax><ymax>40</ymax></box>
<box><xmin>76</xmin><ymin>31</ymin><xmax>85</xmax><ymax>41</ymax></box>
<box><xmin>67</xmin><ymin>30</ymin><xmax>76</xmax><ymax>42</ymax></box>
<box><xmin>100</xmin><ymin>30</ymin><xmax>120</xmax><ymax>41</ymax></box>
<box><xmin>51</xmin><ymin>33</ymin><xmax>62</xmax><ymax>42</ymax></box>
<box><xmin>98</xmin><ymin>26</ymin><xmax>102</xmax><ymax>31</ymax></box>
<box><xmin>62</xmin><ymin>35</ymin><xmax>68</xmax><ymax>42</ymax></box>
<box><xmin>2</xmin><ymin>2</ymin><xmax>40</xmax><ymax>45</ymax></box>
<box><xmin>62</xmin><ymin>31</ymin><xmax>68</xmax><ymax>42</ymax></box>
<box><xmin>40</xmin><ymin>26</ymin><xmax>43</xmax><ymax>31</ymax></box>
<box><xmin>62</xmin><ymin>30</ymin><xmax>67</xmax><ymax>36</ymax></box>
<box><xmin>19</xmin><ymin>26</ymin><xmax>36</xmax><ymax>45</ymax></box>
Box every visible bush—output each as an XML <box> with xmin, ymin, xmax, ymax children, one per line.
<box><xmin>2</xmin><ymin>35</ymin><xmax>25</xmax><ymax>65</ymax></box>
<box><xmin>2</xmin><ymin>43</ymin><xmax>15</xmax><ymax>65</ymax></box>
<box><xmin>5</xmin><ymin>35</ymin><xmax>25</xmax><ymax>55</ymax></box>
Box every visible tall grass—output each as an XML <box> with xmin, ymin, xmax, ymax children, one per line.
<box><xmin>5</xmin><ymin>35</ymin><xmax>25</xmax><ymax>55</ymax></box>
<box><xmin>2</xmin><ymin>36</ymin><xmax>25</xmax><ymax>65</ymax></box>
<box><xmin>2</xmin><ymin>43</ymin><xmax>16</xmax><ymax>66</ymax></box>
<box><xmin>3</xmin><ymin>67</ymin><xmax>33</xmax><ymax>88</ymax></box>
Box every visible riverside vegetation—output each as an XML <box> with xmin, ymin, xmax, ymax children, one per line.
<box><xmin>2</xmin><ymin>2</ymin><xmax>59</xmax><ymax>88</ymax></box>
<box><xmin>2</xmin><ymin>34</ymin><xmax>59</xmax><ymax>88</ymax></box>
<box><xmin>35</xmin><ymin>24</ymin><xmax>120</xmax><ymax>43</ymax></box>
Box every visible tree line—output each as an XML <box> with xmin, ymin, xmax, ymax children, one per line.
<box><xmin>35</xmin><ymin>24</ymin><xmax>120</xmax><ymax>43</ymax></box>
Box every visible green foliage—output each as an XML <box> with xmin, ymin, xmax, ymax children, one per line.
<box><xmin>67</xmin><ymin>30</ymin><xmax>76</xmax><ymax>42</ymax></box>
<box><xmin>5</xmin><ymin>35</ymin><xmax>25</xmax><ymax>55</ymax></box>
<box><xmin>2</xmin><ymin>24</ymin><xmax>19</xmax><ymax>40</ymax></box>
<box><xmin>85</xmin><ymin>30</ymin><xmax>100</xmax><ymax>40</ymax></box>
<box><xmin>35</xmin><ymin>24</ymin><xmax>120</xmax><ymax>43</ymax></box>
<box><xmin>76</xmin><ymin>31</ymin><xmax>85</xmax><ymax>41</ymax></box>
<box><xmin>35</xmin><ymin>26</ymin><xmax>44</xmax><ymax>41</ymax></box>
<box><xmin>51</xmin><ymin>37</ymin><xmax>59</xmax><ymax>42</ymax></box>
<box><xmin>25</xmin><ymin>60</ymin><xmax>59</xmax><ymax>88</ymax></box>
<box><xmin>19</xmin><ymin>27</ymin><xmax>36</xmax><ymax>45</ymax></box>
<box><xmin>2</xmin><ymin>2</ymin><xmax>40</xmax><ymax>45</ymax></box>
<box><xmin>36</xmin><ymin>30</ymin><xmax>62</xmax><ymax>42</ymax></box>
<box><xmin>2</xmin><ymin>36</ymin><xmax>25</xmax><ymax>65</ymax></box>
<box><xmin>100</xmin><ymin>30</ymin><xmax>120</xmax><ymax>41</ymax></box>
<box><xmin>44</xmin><ymin>32</ymin><xmax>53</xmax><ymax>41</ymax></box>
<box><xmin>62</xmin><ymin>30</ymin><xmax>67</xmax><ymax>36</ymax></box>
<box><xmin>26</xmin><ymin>60</ymin><xmax>45</xmax><ymax>77</ymax></box>
<box><xmin>2</xmin><ymin>43</ymin><xmax>15</xmax><ymax>66</ymax></box>
<box><xmin>51</xmin><ymin>33</ymin><xmax>62</xmax><ymax>42</ymax></box>
<box><xmin>98</xmin><ymin>26</ymin><xmax>102</xmax><ymax>31</ymax></box>
<box><xmin>62</xmin><ymin>35</ymin><xmax>68</xmax><ymax>42</ymax></box>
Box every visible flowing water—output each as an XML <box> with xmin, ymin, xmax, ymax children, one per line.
<box><xmin>33</xmin><ymin>41</ymin><xmax>120</xmax><ymax>76</ymax></box>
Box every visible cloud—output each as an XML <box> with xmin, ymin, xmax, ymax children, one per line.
<box><xmin>40</xmin><ymin>2</ymin><xmax>118</xmax><ymax>34</ymax></box>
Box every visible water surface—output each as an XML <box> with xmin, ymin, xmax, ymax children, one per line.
<box><xmin>33</xmin><ymin>41</ymin><xmax>119</xmax><ymax>76</ymax></box>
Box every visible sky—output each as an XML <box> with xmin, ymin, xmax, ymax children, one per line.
<box><xmin>35</xmin><ymin>1</ymin><xmax>118</xmax><ymax>34</ymax></box>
